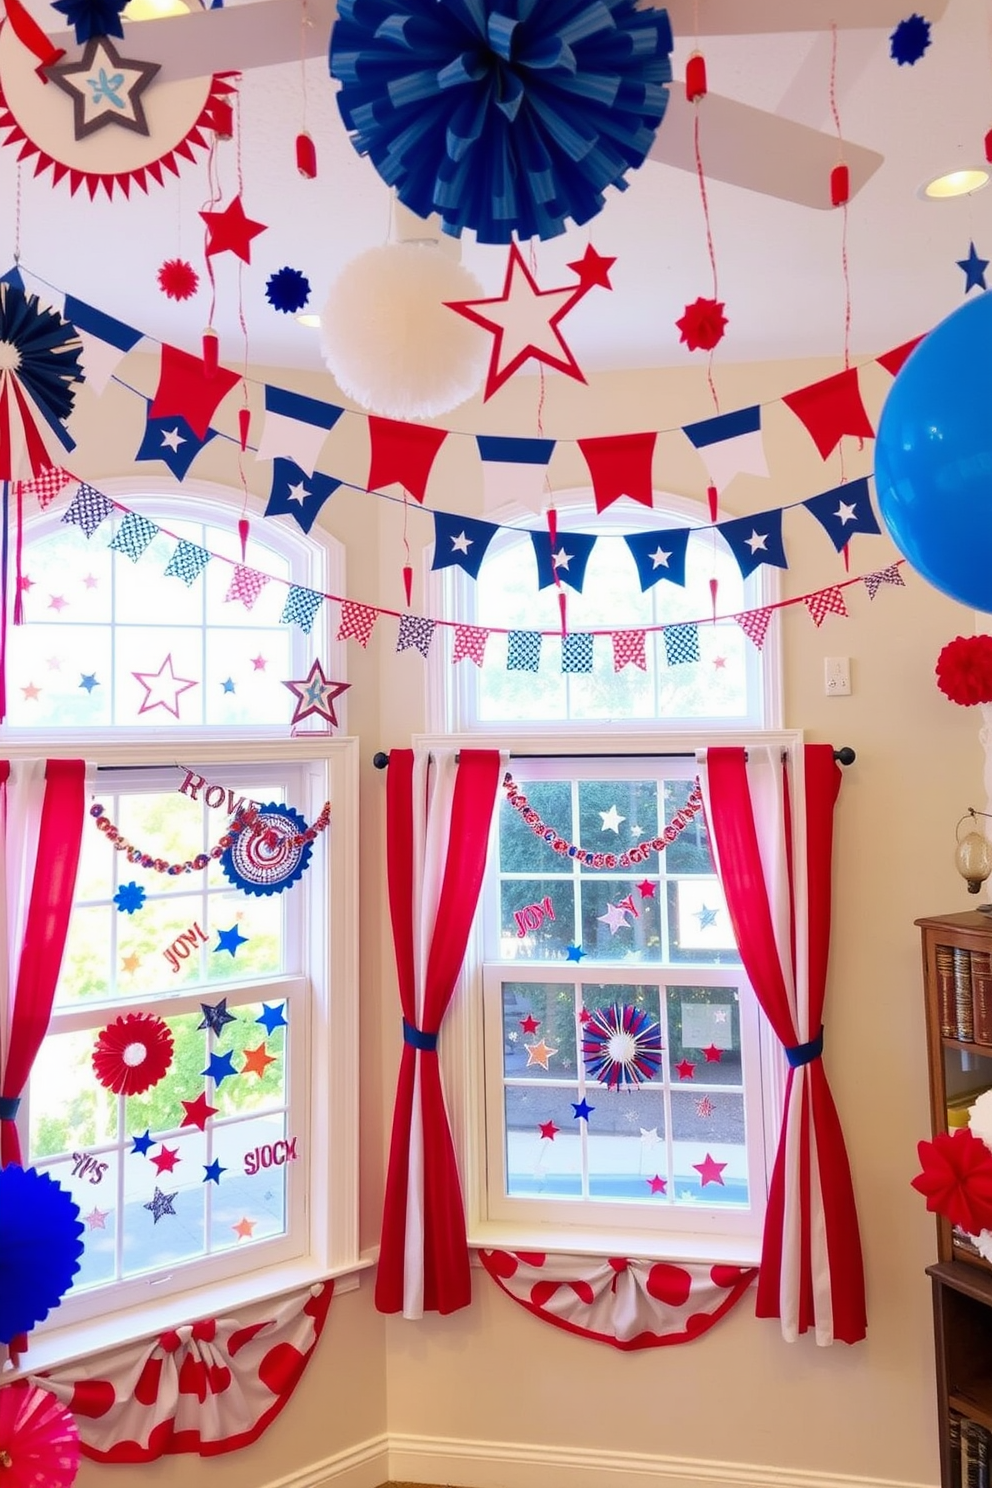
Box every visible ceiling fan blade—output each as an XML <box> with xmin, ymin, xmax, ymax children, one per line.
<box><xmin>48</xmin><ymin>0</ymin><xmax>337</xmax><ymax>81</ymax></box>
<box><xmin>664</xmin><ymin>0</ymin><xmax>948</xmax><ymax>34</ymax></box>
<box><xmin>648</xmin><ymin>90</ymin><xmax>882</xmax><ymax>208</ymax></box>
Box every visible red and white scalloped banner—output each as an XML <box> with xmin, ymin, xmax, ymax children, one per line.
<box><xmin>478</xmin><ymin>1250</ymin><xmax>757</xmax><ymax>1350</ymax></box>
<box><xmin>36</xmin><ymin>1281</ymin><xmax>333</xmax><ymax>1462</ymax></box>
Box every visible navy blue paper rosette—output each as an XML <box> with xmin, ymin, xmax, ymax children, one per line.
<box><xmin>329</xmin><ymin>0</ymin><xmax>674</xmax><ymax>243</ymax></box>
<box><xmin>0</xmin><ymin>1165</ymin><xmax>85</xmax><ymax>1343</ymax></box>
<box><xmin>0</xmin><ymin>272</ymin><xmax>84</xmax><ymax>455</ymax></box>
<box><xmin>221</xmin><ymin>802</ymin><xmax>314</xmax><ymax>897</ymax></box>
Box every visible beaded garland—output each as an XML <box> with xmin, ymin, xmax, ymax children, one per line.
<box><xmin>88</xmin><ymin>800</ymin><xmax>331</xmax><ymax>875</ymax></box>
<box><xmin>501</xmin><ymin>774</ymin><xmax>704</xmax><ymax>869</ymax></box>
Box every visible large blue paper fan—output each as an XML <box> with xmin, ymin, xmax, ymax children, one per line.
<box><xmin>329</xmin><ymin>0</ymin><xmax>674</xmax><ymax>243</ymax></box>
<box><xmin>0</xmin><ymin>1166</ymin><xmax>85</xmax><ymax>1343</ymax></box>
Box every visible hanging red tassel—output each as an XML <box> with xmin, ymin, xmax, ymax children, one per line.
<box><xmin>12</xmin><ymin>481</ymin><xmax>23</xmax><ymax>626</ymax></box>
<box><xmin>709</xmin><ymin>577</ymin><xmax>718</xmax><ymax>623</ymax></box>
<box><xmin>986</xmin><ymin>129</ymin><xmax>992</xmax><ymax>164</ymax></box>
<box><xmin>558</xmin><ymin>590</ymin><xmax>567</xmax><ymax>639</ymax></box>
<box><xmin>547</xmin><ymin>506</ymin><xmax>558</xmax><ymax>549</ymax></box>
<box><xmin>830</xmin><ymin>163</ymin><xmax>850</xmax><ymax>206</ymax></box>
<box><xmin>238</xmin><ymin>518</ymin><xmax>250</xmax><ymax>562</ymax></box>
<box><xmin>202</xmin><ymin>327</ymin><xmax>219</xmax><ymax>378</ymax></box>
<box><xmin>842</xmin><ymin>540</ymin><xmax>850</xmax><ymax>573</ymax></box>
<box><xmin>402</xmin><ymin>564</ymin><xmax>413</xmax><ymax>606</ymax></box>
<box><xmin>211</xmin><ymin>98</ymin><xmax>234</xmax><ymax>141</ymax></box>
<box><xmin>296</xmin><ymin>131</ymin><xmax>317</xmax><ymax>179</ymax></box>
<box><xmin>238</xmin><ymin>407</ymin><xmax>251</xmax><ymax>451</ymax></box>
<box><xmin>685</xmin><ymin>52</ymin><xmax>707</xmax><ymax>102</ymax></box>
<box><xmin>706</xmin><ymin>483</ymin><xmax>718</xmax><ymax>524</ymax></box>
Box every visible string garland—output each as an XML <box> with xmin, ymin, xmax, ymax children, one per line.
<box><xmin>501</xmin><ymin>774</ymin><xmax>704</xmax><ymax>868</ymax></box>
<box><xmin>88</xmin><ymin>799</ymin><xmax>331</xmax><ymax>874</ymax></box>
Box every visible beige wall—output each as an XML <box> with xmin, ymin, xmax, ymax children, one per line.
<box><xmin>65</xmin><ymin>346</ymin><xmax>976</xmax><ymax>1486</ymax></box>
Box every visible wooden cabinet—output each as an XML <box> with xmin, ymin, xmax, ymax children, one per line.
<box><xmin>918</xmin><ymin>912</ymin><xmax>992</xmax><ymax>1488</ymax></box>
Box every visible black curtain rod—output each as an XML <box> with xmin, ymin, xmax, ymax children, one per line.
<box><xmin>372</xmin><ymin>746</ymin><xmax>856</xmax><ymax>769</ymax></box>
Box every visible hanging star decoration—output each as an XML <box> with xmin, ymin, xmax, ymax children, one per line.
<box><xmin>44</xmin><ymin>36</ymin><xmax>160</xmax><ymax>139</ymax></box>
<box><xmin>144</xmin><ymin>1187</ymin><xmax>178</xmax><ymax>1222</ymax></box>
<box><xmin>676</xmin><ymin>297</ymin><xmax>728</xmax><ymax>352</ymax></box>
<box><xmin>265</xmin><ymin>266</ymin><xmax>311</xmax><ymax>314</ymax></box>
<box><xmin>446</xmin><ymin>242</ymin><xmax>607</xmax><ymax>400</ymax></box>
<box><xmin>889</xmin><ymin>13</ymin><xmax>932</xmax><ymax>64</ymax></box>
<box><xmin>157</xmin><ymin>259</ymin><xmax>199</xmax><ymax>302</ymax></box>
<box><xmin>957</xmin><ymin>242</ymin><xmax>988</xmax><ymax>294</ymax></box>
<box><xmin>283</xmin><ymin>659</ymin><xmax>350</xmax><ymax>729</ymax></box>
<box><xmin>200</xmin><ymin>196</ymin><xmax>268</xmax><ymax>263</ymax></box>
<box><xmin>132</xmin><ymin>653</ymin><xmax>197</xmax><ymax>719</ymax></box>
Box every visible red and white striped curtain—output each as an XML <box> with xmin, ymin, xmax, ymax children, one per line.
<box><xmin>696</xmin><ymin>744</ymin><xmax>865</xmax><ymax>1345</ymax></box>
<box><xmin>0</xmin><ymin>759</ymin><xmax>87</xmax><ymax>1167</ymax></box>
<box><xmin>375</xmin><ymin>747</ymin><xmax>502</xmax><ymax>1319</ymax></box>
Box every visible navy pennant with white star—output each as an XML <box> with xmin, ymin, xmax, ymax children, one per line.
<box><xmin>718</xmin><ymin>509</ymin><xmax>788</xmax><ymax>579</ymax></box>
<box><xmin>624</xmin><ymin>526</ymin><xmax>690</xmax><ymax>591</ymax></box>
<box><xmin>265</xmin><ymin>458</ymin><xmax>341</xmax><ymax>534</ymax></box>
<box><xmin>431</xmin><ymin>511</ymin><xmax>499</xmax><ymax>578</ymax></box>
<box><xmin>136</xmin><ymin>407</ymin><xmax>215</xmax><ymax>481</ymax></box>
<box><xmin>802</xmin><ymin>478</ymin><xmax>881</xmax><ymax>552</ymax></box>
<box><xmin>530</xmin><ymin>529</ymin><xmax>597</xmax><ymax>593</ymax></box>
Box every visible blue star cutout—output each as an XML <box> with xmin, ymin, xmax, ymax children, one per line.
<box><xmin>79</xmin><ymin>673</ymin><xmax>99</xmax><ymax>693</ymax></box>
<box><xmin>198</xmin><ymin>997</ymin><xmax>236</xmax><ymax>1034</ymax></box>
<box><xmin>694</xmin><ymin>904</ymin><xmax>719</xmax><ymax>929</ymax></box>
<box><xmin>256</xmin><ymin>1001</ymin><xmax>288</xmax><ymax>1034</ymax></box>
<box><xmin>215</xmin><ymin>925</ymin><xmax>248</xmax><ymax>958</ymax></box>
<box><xmin>202</xmin><ymin>1049</ymin><xmax>238</xmax><ymax>1087</ymax></box>
<box><xmin>571</xmin><ymin>1098</ymin><xmax>595</xmax><ymax>1121</ymax></box>
<box><xmin>565</xmin><ymin>944</ymin><xmax>586</xmax><ymax>962</ymax></box>
<box><xmin>958</xmin><ymin>242</ymin><xmax>989</xmax><ymax>293</ymax></box>
<box><xmin>203</xmin><ymin>1159</ymin><xmax>227</xmax><ymax>1184</ymax></box>
<box><xmin>221</xmin><ymin>677</ymin><xmax>235</xmax><ymax>694</ymax></box>
<box><xmin>113</xmin><ymin>880</ymin><xmax>146</xmax><ymax>914</ymax></box>
<box><xmin>131</xmin><ymin>1129</ymin><xmax>154</xmax><ymax>1156</ymax></box>
<box><xmin>144</xmin><ymin>1187</ymin><xmax>178</xmax><ymax>1223</ymax></box>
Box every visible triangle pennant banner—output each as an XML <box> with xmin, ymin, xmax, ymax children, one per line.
<box><xmin>664</xmin><ymin>622</ymin><xmax>700</xmax><ymax>667</ymax></box>
<box><xmin>802</xmin><ymin>477</ymin><xmax>881</xmax><ymax>552</ymax></box>
<box><xmin>64</xmin><ymin>295</ymin><xmax>142</xmax><ymax>396</ymax></box>
<box><xmin>396</xmin><ymin>614</ymin><xmax>436</xmax><ymax>657</ymax></box>
<box><xmin>577</xmin><ymin>432</ymin><xmax>656</xmax><ymax>512</ymax></box>
<box><xmin>20</xmin><ymin>466</ymin><xmax>73</xmax><ymax>509</ymax></box>
<box><xmin>109</xmin><ymin>511</ymin><xmax>159</xmax><ymax>562</ymax></box>
<box><xmin>562</xmin><ymin>633</ymin><xmax>594</xmax><ymax>673</ymax></box>
<box><xmin>476</xmin><ymin>435</ymin><xmax>554</xmax><ymax>513</ymax></box>
<box><xmin>624</xmin><ymin>527</ymin><xmax>690</xmax><ymax>591</ymax></box>
<box><xmin>256</xmin><ymin>386</ymin><xmax>344</xmax><ymax>476</ymax></box>
<box><xmin>281</xmin><ymin>585</ymin><xmax>324</xmax><ymax>634</ymax></box>
<box><xmin>782</xmin><ymin>368</ymin><xmax>874</xmax><ymax>459</ymax></box>
<box><xmin>863</xmin><ymin>563</ymin><xmax>906</xmax><ymax>599</ymax></box>
<box><xmin>265</xmin><ymin>458</ymin><xmax>341</xmax><ymax>534</ymax></box>
<box><xmin>452</xmin><ymin>625</ymin><xmax>488</xmax><ymax>666</ymax></box>
<box><xmin>734</xmin><ymin>607</ymin><xmax>774</xmax><ymax>651</ymax></box>
<box><xmin>877</xmin><ymin>337</ymin><xmax>924</xmax><ymax>377</ymax></box>
<box><xmin>225</xmin><ymin>565</ymin><xmax>269</xmax><ymax>610</ymax></box>
<box><xmin>507</xmin><ymin>630</ymin><xmax>541</xmax><ymax>671</ymax></box>
<box><xmin>164</xmin><ymin>539</ymin><xmax>211</xmax><ymax>587</ymax></box>
<box><xmin>804</xmin><ymin>586</ymin><xmax>848</xmax><ymax>627</ymax></box>
<box><xmin>136</xmin><ymin>406</ymin><xmax>215</xmax><ymax>481</ymax></box>
<box><xmin>718</xmin><ymin>509</ymin><xmax>788</xmax><ymax>578</ymax></box>
<box><xmin>61</xmin><ymin>482</ymin><xmax>115</xmax><ymax>537</ymax></box>
<box><xmin>367</xmin><ymin>416</ymin><xmax>447</xmax><ymax>504</ymax></box>
<box><xmin>337</xmin><ymin>600</ymin><xmax>378</xmax><ymax>648</ymax></box>
<box><xmin>431</xmin><ymin>511</ymin><xmax>499</xmax><ymax>577</ymax></box>
<box><xmin>612</xmin><ymin>630</ymin><xmax>647</xmax><ymax>672</ymax></box>
<box><xmin>530</xmin><ymin>529</ymin><xmax>596</xmax><ymax>593</ymax></box>
<box><xmin>683</xmin><ymin>405</ymin><xmax>767</xmax><ymax>490</ymax></box>
<box><xmin>151</xmin><ymin>344</ymin><xmax>239</xmax><ymax>441</ymax></box>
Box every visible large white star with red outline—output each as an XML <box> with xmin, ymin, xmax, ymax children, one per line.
<box><xmin>445</xmin><ymin>242</ymin><xmax>609</xmax><ymax>400</ymax></box>
<box><xmin>283</xmin><ymin>659</ymin><xmax>350</xmax><ymax>729</ymax></box>
<box><xmin>132</xmin><ymin>654</ymin><xmax>198</xmax><ymax>719</ymax></box>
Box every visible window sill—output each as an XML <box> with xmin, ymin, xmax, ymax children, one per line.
<box><xmin>1</xmin><ymin>1252</ymin><xmax>375</xmax><ymax>1382</ymax></box>
<box><xmin>468</xmin><ymin>1223</ymin><xmax>761</xmax><ymax>1269</ymax></box>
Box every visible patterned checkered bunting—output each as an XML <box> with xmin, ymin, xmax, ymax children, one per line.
<box><xmin>281</xmin><ymin>586</ymin><xmax>324</xmax><ymax>634</ymax></box>
<box><xmin>21</xmin><ymin>466</ymin><xmax>72</xmax><ymax>509</ymax></box>
<box><xmin>337</xmin><ymin>600</ymin><xmax>377</xmax><ymax>648</ymax></box>
<box><xmin>804</xmin><ymin>586</ymin><xmax>847</xmax><ymax>628</ymax></box>
<box><xmin>734</xmin><ymin>607</ymin><xmax>773</xmax><ymax>651</ymax></box>
<box><xmin>452</xmin><ymin>625</ymin><xmax>488</xmax><ymax>666</ymax></box>
<box><xmin>225</xmin><ymin>565</ymin><xmax>270</xmax><ymax>610</ymax></box>
<box><xmin>109</xmin><ymin>512</ymin><xmax>159</xmax><ymax>563</ymax></box>
<box><xmin>164</xmin><ymin>540</ymin><xmax>211</xmax><ymax>587</ymax></box>
<box><xmin>863</xmin><ymin>564</ymin><xmax>905</xmax><ymax>600</ymax></box>
<box><xmin>664</xmin><ymin>622</ymin><xmax>700</xmax><ymax>667</ymax></box>
<box><xmin>61</xmin><ymin>483</ymin><xmax>115</xmax><ymax>538</ymax></box>
<box><xmin>396</xmin><ymin>615</ymin><xmax>436</xmax><ymax>657</ymax></box>
<box><xmin>507</xmin><ymin>631</ymin><xmax>541</xmax><ymax>672</ymax></box>
<box><xmin>611</xmin><ymin>630</ymin><xmax>647</xmax><ymax>672</ymax></box>
<box><xmin>561</xmin><ymin>633</ymin><xmax>593</xmax><ymax>673</ymax></box>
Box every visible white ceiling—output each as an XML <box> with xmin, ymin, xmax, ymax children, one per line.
<box><xmin>2</xmin><ymin>0</ymin><xmax>990</xmax><ymax>380</ymax></box>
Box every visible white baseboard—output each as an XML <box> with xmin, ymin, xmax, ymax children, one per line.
<box><xmin>265</xmin><ymin>1432</ymin><xmax>937</xmax><ymax>1488</ymax></box>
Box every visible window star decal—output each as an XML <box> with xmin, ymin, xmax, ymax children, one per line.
<box><xmin>571</xmin><ymin>1098</ymin><xmax>595</xmax><ymax>1122</ymax></box>
<box><xmin>232</xmin><ymin>1216</ymin><xmax>255</xmax><ymax>1240</ymax></box>
<box><xmin>702</xmin><ymin>1044</ymin><xmax>723</xmax><ymax>1063</ymax></box>
<box><xmin>180</xmin><ymin>1092</ymin><xmax>218</xmax><ymax>1131</ymax></box>
<box><xmin>565</xmin><ymin>944</ymin><xmax>586</xmax><ymax>962</ymax></box>
<box><xmin>144</xmin><ymin>1187</ymin><xmax>178</xmax><ymax>1223</ymax></box>
<box><xmin>214</xmin><ymin>925</ymin><xmax>248</xmax><ymax>958</ymax></box>
<box><xmin>202</xmin><ymin>1049</ymin><xmax>238</xmax><ymax>1087</ymax></box>
<box><xmin>130</xmin><ymin>1129</ymin><xmax>153</xmax><ymax>1156</ymax></box>
<box><xmin>44</xmin><ymin>36</ymin><xmax>160</xmax><ymax>139</ymax></box>
<box><xmin>198</xmin><ymin>997</ymin><xmax>236</xmax><ymax>1034</ymax></box>
<box><xmin>79</xmin><ymin>673</ymin><xmax>99</xmax><ymax>693</ymax></box>
<box><xmin>256</xmin><ymin>1001</ymin><xmax>287</xmax><ymax>1034</ymax></box>
<box><xmin>599</xmin><ymin>804</ymin><xmax>625</xmax><ymax>834</ymax></box>
<box><xmin>693</xmin><ymin>1152</ymin><xmax>727</xmax><ymax>1187</ymax></box>
<box><xmin>200</xmin><ymin>195</ymin><xmax>268</xmax><ymax>264</ymax></box>
<box><xmin>202</xmin><ymin>1159</ymin><xmax>226</xmax><ymax>1184</ymax></box>
<box><xmin>694</xmin><ymin>904</ymin><xmax>719</xmax><ymax>929</ymax></box>
<box><xmin>283</xmin><ymin>658</ymin><xmax>350</xmax><ymax>729</ymax></box>
<box><xmin>150</xmin><ymin>1144</ymin><xmax>180</xmax><ymax>1175</ymax></box>
<box><xmin>675</xmin><ymin>1058</ymin><xmax>696</xmax><ymax>1080</ymax></box>
<box><xmin>598</xmin><ymin>902</ymin><xmax>631</xmax><ymax>934</ymax></box>
<box><xmin>524</xmin><ymin>1039</ymin><xmax>557</xmax><ymax>1070</ymax></box>
<box><xmin>519</xmin><ymin>1014</ymin><xmax>540</xmax><ymax>1035</ymax></box>
<box><xmin>84</xmin><ymin>1205</ymin><xmax>109</xmax><ymax>1229</ymax></box>
<box><xmin>241</xmin><ymin>1042</ymin><xmax>276</xmax><ymax>1079</ymax></box>
<box><xmin>539</xmin><ymin>1121</ymin><xmax>559</xmax><ymax>1140</ymax></box>
<box><xmin>131</xmin><ymin>653</ymin><xmax>197</xmax><ymax>719</ymax></box>
<box><xmin>647</xmin><ymin>1174</ymin><xmax>667</xmax><ymax>1194</ymax></box>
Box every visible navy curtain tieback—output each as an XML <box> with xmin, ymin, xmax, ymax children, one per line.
<box><xmin>0</xmin><ymin>1096</ymin><xmax>21</xmax><ymax>1120</ymax></box>
<box><xmin>785</xmin><ymin>1027</ymin><xmax>824</xmax><ymax>1068</ymax></box>
<box><xmin>403</xmin><ymin>1019</ymin><xmax>438</xmax><ymax>1053</ymax></box>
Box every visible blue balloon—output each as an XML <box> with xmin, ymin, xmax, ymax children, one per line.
<box><xmin>875</xmin><ymin>290</ymin><xmax>992</xmax><ymax>612</ymax></box>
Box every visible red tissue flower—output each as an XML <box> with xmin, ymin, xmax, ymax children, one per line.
<box><xmin>157</xmin><ymin>259</ymin><xmax>199</xmax><ymax>302</ymax></box>
<box><xmin>935</xmin><ymin>634</ymin><xmax>992</xmax><ymax>706</ymax></box>
<box><xmin>0</xmin><ymin>1382</ymin><xmax>80</xmax><ymax>1488</ymax></box>
<box><xmin>92</xmin><ymin>1012</ymin><xmax>174</xmax><ymax>1096</ymax></box>
<box><xmin>911</xmin><ymin>1126</ymin><xmax>992</xmax><ymax>1234</ymax></box>
<box><xmin>676</xmin><ymin>296</ymin><xmax>727</xmax><ymax>352</ymax></box>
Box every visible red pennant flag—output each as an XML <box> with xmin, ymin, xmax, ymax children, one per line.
<box><xmin>877</xmin><ymin>336</ymin><xmax>925</xmax><ymax>377</ymax></box>
<box><xmin>803</xmin><ymin>586</ymin><xmax>848</xmax><ymax>628</ymax></box>
<box><xmin>452</xmin><ymin>625</ymin><xmax>488</xmax><ymax>666</ymax></box>
<box><xmin>337</xmin><ymin>600</ymin><xmax>378</xmax><ymax>648</ymax></box>
<box><xmin>577</xmin><ymin>432</ymin><xmax>656</xmax><ymax>512</ymax></box>
<box><xmin>734</xmin><ymin>608</ymin><xmax>773</xmax><ymax>651</ymax></box>
<box><xmin>367</xmin><ymin>416</ymin><xmax>447</xmax><ymax>504</ymax></box>
<box><xmin>151</xmin><ymin>345</ymin><xmax>239</xmax><ymax>441</ymax></box>
<box><xmin>224</xmin><ymin>566</ymin><xmax>269</xmax><ymax>610</ymax></box>
<box><xmin>611</xmin><ymin>630</ymin><xmax>647</xmax><ymax>672</ymax></box>
<box><xmin>782</xmin><ymin>369</ymin><xmax>874</xmax><ymax>459</ymax></box>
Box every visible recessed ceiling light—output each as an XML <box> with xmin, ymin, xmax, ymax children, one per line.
<box><xmin>921</xmin><ymin>168</ymin><xmax>990</xmax><ymax>200</ymax></box>
<box><xmin>123</xmin><ymin>0</ymin><xmax>189</xmax><ymax>16</ymax></box>
<box><xmin>295</xmin><ymin>313</ymin><xmax>322</xmax><ymax>328</ymax></box>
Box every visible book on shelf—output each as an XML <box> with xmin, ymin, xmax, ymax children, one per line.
<box><xmin>955</xmin><ymin>946</ymin><xmax>976</xmax><ymax>1043</ymax></box>
<box><xmin>961</xmin><ymin>1418</ymin><xmax>990</xmax><ymax>1488</ymax></box>
<box><xmin>936</xmin><ymin>944</ymin><xmax>992</xmax><ymax>1045</ymax></box>
<box><xmin>952</xmin><ymin>1413</ymin><xmax>963</xmax><ymax>1488</ymax></box>
<box><xmin>974</xmin><ymin>950</ymin><xmax>992</xmax><ymax>1045</ymax></box>
<box><xmin>939</xmin><ymin>944</ymin><xmax>958</xmax><ymax>1039</ymax></box>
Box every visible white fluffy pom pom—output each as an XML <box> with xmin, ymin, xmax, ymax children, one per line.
<box><xmin>320</xmin><ymin>244</ymin><xmax>488</xmax><ymax>420</ymax></box>
<box><xmin>969</xmin><ymin>1088</ymin><xmax>992</xmax><ymax>1149</ymax></box>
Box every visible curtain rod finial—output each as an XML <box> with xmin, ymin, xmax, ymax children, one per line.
<box><xmin>834</xmin><ymin>747</ymin><xmax>855</xmax><ymax>767</ymax></box>
<box><xmin>372</xmin><ymin>752</ymin><xmax>390</xmax><ymax>770</ymax></box>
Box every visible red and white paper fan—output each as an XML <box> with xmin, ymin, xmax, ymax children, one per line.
<box><xmin>0</xmin><ymin>1382</ymin><xmax>80</xmax><ymax>1488</ymax></box>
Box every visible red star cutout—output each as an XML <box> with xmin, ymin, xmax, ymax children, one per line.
<box><xmin>150</xmin><ymin>1144</ymin><xmax>180</xmax><ymax>1174</ymax></box>
<box><xmin>519</xmin><ymin>1014</ymin><xmax>540</xmax><ymax>1034</ymax></box>
<box><xmin>181</xmin><ymin>1092</ymin><xmax>218</xmax><ymax>1131</ymax></box>
<box><xmin>132</xmin><ymin>653</ymin><xmax>197</xmax><ymax>719</ymax></box>
<box><xmin>242</xmin><ymin>1042</ymin><xmax>277</xmax><ymax>1079</ymax></box>
<box><xmin>17</xmin><ymin>574</ymin><xmax>33</xmax><ymax>592</ymax></box>
<box><xmin>713</xmin><ymin>655</ymin><xmax>727</xmax><ymax>670</ymax></box>
<box><xmin>232</xmin><ymin>1216</ymin><xmax>256</xmax><ymax>1240</ymax></box>
<box><xmin>151</xmin><ymin>344</ymin><xmax>240</xmax><ymax>442</ymax></box>
<box><xmin>20</xmin><ymin>682</ymin><xmax>41</xmax><ymax>701</ymax></box>
<box><xmin>578</xmin><ymin>1008</ymin><xmax>592</xmax><ymax>1023</ymax></box>
<box><xmin>283</xmin><ymin>658</ymin><xmax>350</xmax><ymax>729</ymax></box>
<box><xmin>566</xmin><ymin>243</ymin><xmax>616</xmax><ymax>291</ymax></box>
<box><xmin>693</xmin><ymin>1152</ymin><xmax>727</xmax><ymax>1187</ymax></box>
<box><xmin>675</xmin><ymin>1058</ymin><xmax>696</xmax><ymax>1080</ymax></box>
<box><xmin>200</xmin><ymin>195</ymin><xmax>268</xmax><ymax>264</ymax></box>
<box><xmin>637</xmin><ymin>880</ymin><xmax>656</xmax><ymax>898</ymax></box>
<box><xmin>48</xmin><ymin>595</ymin><xmax>67</xmax><ymax>611</ymax></box>
<box><xmin>445</xmin><ymin>242</ymin><xmax>589</xmax><ymax>400</ymax></box>
<box><xmin>539</xmin><ymin>1120</ymin><xmax>559</xmax><ymax>1140</ymax></box>
<box><xmin>702</xmin><ymin>1044</ymin><xmax>723</xmax><ymax>1063</ymax></box>
<box><xmin>647</xmin><ymin>1174</ymin><xmax>668</xmax><ymax>1194</ymax></box>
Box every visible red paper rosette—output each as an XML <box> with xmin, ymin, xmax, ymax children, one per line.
<box><xmin>157</xmin><ymin>259</ymin><xmax>199</xmax><ymax>302</ymax></box>
<box><xmin>676</xmin><ymin>296</ymin><xmax>727</xmax><ymax>352</ymax></box>
<box><xmin>92</xmin><ymin>1013</ymin><xmax>174</xmax><ymax>1096</ymax></box>
<box><xmin>935</xmin><ymin>635</ymin><xmax>992</xmax><ymax>706</ymax></box>
<box><xmin>911</xmin><ymin>1127</ymin><xmax>992</xmax><ymax>1234</ymax></box>
<box><xmin>0</xmin><ymin>1381</ymin><xmax>80</xmax><ymax>1488</ymax></box>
